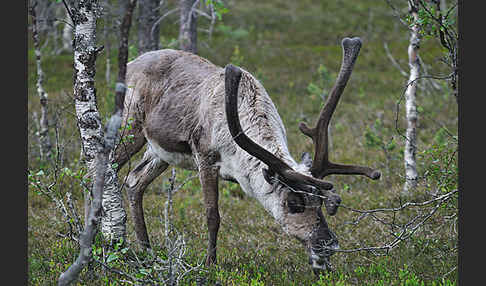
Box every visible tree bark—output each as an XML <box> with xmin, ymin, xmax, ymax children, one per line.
<box><xmin>30</xmin><ymin>0</ymin><xmax>52</xmax><ymax>161</ymax></box>
<box><xmin>101</xmin><ymin>0</ymin><xmax>137</xmax><ymax>243</ymax></box>
<box><xmin>403</xmin><ymin>0</ymin><xmax>421</xmax><ymax>194</ymax></box>
<box><xmin>71</xmin><ymin>0</ymin><xmax>104</xmax><ymax>173</ymax></box>
<box><xmin>58</xmin><ymin>2</ymin><xmax>104</xmax><ymax>284</ymax></box>
<box><xmin>137</xmin><ymin>0</ymin><xmax>159</xmax><ymax>54</ymax></box>
<box><xmin>58</xmin><ymin>141</ymin><xmax>108</xmax><ymax>286</ymax></box>
<box><xmin>68</xmin><ymin>0</ymin><xmax>105</xmax><ymax>229</ymax></box>
<box><xmin>59</xmin><ymin>101</ymin><xmax>124</xmax><ymax>286</ymax></box>
<box><xmin>59</xmin><ymin>1</ymin><xmax>134</xmax><ymax>284</ymax></box>
<box><xmin>179</xmin><ymin>0</ymin><xmax>198</xmax><ymax>54</ymax></box>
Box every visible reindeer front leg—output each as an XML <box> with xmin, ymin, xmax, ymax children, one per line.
<box><xmin>199</xmin><ymin>165</ymin><xmax>221</xmax><ymax>266</ymax></box>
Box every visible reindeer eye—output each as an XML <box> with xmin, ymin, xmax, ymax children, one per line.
<box><xmin>287</xmin><ymin>192</ymin><xmax>305</xmax><ymax>213</ymax></box>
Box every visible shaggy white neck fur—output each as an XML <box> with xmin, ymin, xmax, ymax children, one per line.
<box><xmin>219</xmin><ymin>144</ymin><xmax>304</xmax><ymax>226</ymax></box>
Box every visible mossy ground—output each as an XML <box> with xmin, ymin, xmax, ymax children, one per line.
<box><xmin>28</xmin><ymin>0</ymin><xmax>457</xmax><ymax>284</ymax></box>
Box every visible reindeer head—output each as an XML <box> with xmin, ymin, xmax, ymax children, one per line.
<box><xmin>224</xmin><ymin>37</ymin><xmax>380</xmax><ymax>273</ymax></box>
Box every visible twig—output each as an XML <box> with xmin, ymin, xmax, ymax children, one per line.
<box><xmin>384</xmin><ymin>0</ymin><xmax>409</xmax><ymax>27</ymax></box>
<box><xmin>384</xmin><ymin>42</ymin><xmax>408</xmax><ymax>77</ymax></box>
<box><xmin>340</xmin><ymin>189</ymin><xmax>457</xmax><ymax>214</ymax></box>
<box><xmin>275</xmin><ymin>171</ymin><xmax>457</xmax><ymax>254</ymax></box>
<box><xmin>62</xmin><ymin>0</ymin><xmax>75</xmax><ymax>25</ymax></box>
<box><xmin>66</xmin><ymin>192</ymin><xmax>82</xmax><ymax>238</ymax></box>
<box><xmin>394</xmin><ymin>73</ymin><xmax>454</xmax><ymax>144</ymax></box>
<box><xmin>151</xmin><ymin>8</ymin><xmax>179</xmax><ymax>47</ymax></box>
<box><xmin>441</xmin><ymin>266</ymin><xmax>457</xmax><ymax>281</ymax></box>
<box><xmin>329</xmin><ymin>191</ymin><xmax>453</xmax><ymax>254</ymax></box>
<box><xmin>93</xmin><ymin>257</ymin><xmax>155</xmax><ymax>284</ymax></box>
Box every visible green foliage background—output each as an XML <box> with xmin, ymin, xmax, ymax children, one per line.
<box><xmin>28</xmin><ymin>0</ymin><xmax>457</xmax><ymax>285</ymax></box>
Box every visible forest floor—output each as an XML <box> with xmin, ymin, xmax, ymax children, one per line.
<box><xmin>27</xmin><ymin>0</ymin><xmax>458</xmax><ymax>285</ymax></box>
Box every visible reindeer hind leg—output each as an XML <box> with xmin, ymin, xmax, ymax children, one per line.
<box><xmin>125</xmin><ymin>146</ymin><xmax>169</xmax><ymax>248</ymax></box>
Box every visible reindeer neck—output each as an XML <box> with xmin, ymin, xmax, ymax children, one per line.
<box><xmin>222</xmin><ymin>139</ymin><xmax>300</xmax><ymax>223</ymax></box>
<box><xmin>208</xmin><ymin>68</ymin><xmax>301</xmax><ymax>221</ymax></box>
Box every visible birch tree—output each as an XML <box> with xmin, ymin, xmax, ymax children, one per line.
<box><xmin>30</xmin><ymin>0</ymin><xmax>52</xmax><ymax>161</ymax></box>
<box><xmin>59</xmin><ymin>0</ymin><xmax>136</xmax><ymax>283</ymax></box>
<box><xmin>403</xmin><ymin>0</ymin><xmax>421</xmax><ymax>194</ymax></box>
<box><xmin>384</xmin><ymin>0</ymin><xmax>457</xmax><ymax>194</ymax></box>
<box><xmin>101</xmin><ymin>0</ymin><xmax>138</xmax><ymax>243</ymax></box>
<box><xmin>63</xmin><ymin>0</ymin><xmax>105</xmax><ymax>230</ymax></box>
<box><xmin>58</xmin><ymin>1</ymin><xmax>104</xmax><ymax>283</ymax></box>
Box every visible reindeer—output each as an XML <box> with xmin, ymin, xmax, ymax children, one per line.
<box><xmin>113</xmin><ymin>37</ymin><xmax>380</xmax><ymax>273</ymax></box>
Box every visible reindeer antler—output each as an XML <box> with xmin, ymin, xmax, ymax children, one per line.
<box><xmin>224</xmin><ymin>64</ymin><xmax>335</xmax><ymax>193</ymax></box>
<box><xmin>299</xmin><ymin>37</ymin><xmax>381</xmax><ymax>180</ymax></box>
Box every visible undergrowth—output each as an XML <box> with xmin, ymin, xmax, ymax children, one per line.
<box><xmin>28</xmin><ymin>0</ymin><xmax>457</xmax><ymax>284</ymax></box>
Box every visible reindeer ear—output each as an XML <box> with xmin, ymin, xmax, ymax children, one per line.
<box><xmin>262</xmin><ymin>168</ymin><xmax>276</xmax><ymax>185</ymax></box>
<box><xmin>300</xmin><ymin>152</ymin><xmax>313</xmax><ymax>169</ymax></box>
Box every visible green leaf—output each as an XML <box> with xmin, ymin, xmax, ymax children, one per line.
<box><xmin>106</xmin><ymin>253</ymin><xmax>118</xmax><ymax>263</ymax></box>
<box><xmin>139</xmin><ymin>268</ymin><xmax>152</xmax><ymax>276</ymax></box>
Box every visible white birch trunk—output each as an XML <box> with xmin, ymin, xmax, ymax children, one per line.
<box><xmin>72</xmin><ymin>2</ymin><xmax>103</xmax><ymax>172</ymax></box>
<box><xmin>72</xmin><ymin>0</ymin><xmax>104</xmax><ymax>226</ymax></box>
<box><xmin>100</xmin><ymin>0</ymin><xmax>138</xmax><ymax>243</ymax></box>
<box><xmin>403</xmin><ymin>1</ymin><xmax>421</xmax><ymax>194</ymax></box>
<box><xmin>100</xmin><ymin>158</ymin><xmax>126</xmax><ymax>241</ymax></box>
<box><xmin>31</xmin><ymin>1</ymin><xmax>52</xmax><ymax>160</ymax></box>
<box><xmin>59</xmin><ymin>2</ymin><xmax>108</xmax><ymax>284</ymax></box>
<box><xmin>70</xmin><ymin>0</ymin><xmax>127</xmax><ymax>243</ymax></box>
<box><xmin>100</xmin><ymin>87</ymin><xmax>128</xmax><ymax>243</ymax></box>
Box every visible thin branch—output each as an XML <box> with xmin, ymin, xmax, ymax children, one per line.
<box><xmin>327</xmin><ymin>191</ymin><xmax>454</xmax><ymax>254</ymax></box>
<box><xmin>62</xmin><ymin>0</ymin><xmax>75</xmax><ymax>25</ymax></box>
<box><xmin>150</xmin><ymin>8</ymin><xmax>179</xmax><ymax>46</ymax></box>
<box><xmin>193</xmin><ymin>8</ymin><xmax>211</xmax><ymax>19</ymax></box>
<box><xmin>384</xmin><ymin>42</ymin><xmax>408</xmax><ymax>77</ymax></box>
<box><xmin>92</xmin><ymin>257</ymin><xmax>154</xmax><ymax>284</ymax></box>
<box><xmin>394</xmin><ymin>73</ymin><xmax>454</xmax><ymax>143</ymax></box>
<box><xmin>384</xmin><ymin>0</ymin><xmax>409</xmax><ymax>27</ymax></box>
<box><xmin>442</xmin><ymin>266</ymin><xmax>457</xmax><ymax>281</ymax></box>
<box><xmin>340</xmin><ymin>189</ymin><xmax>457</xmax><ymax>214</ymax></box>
